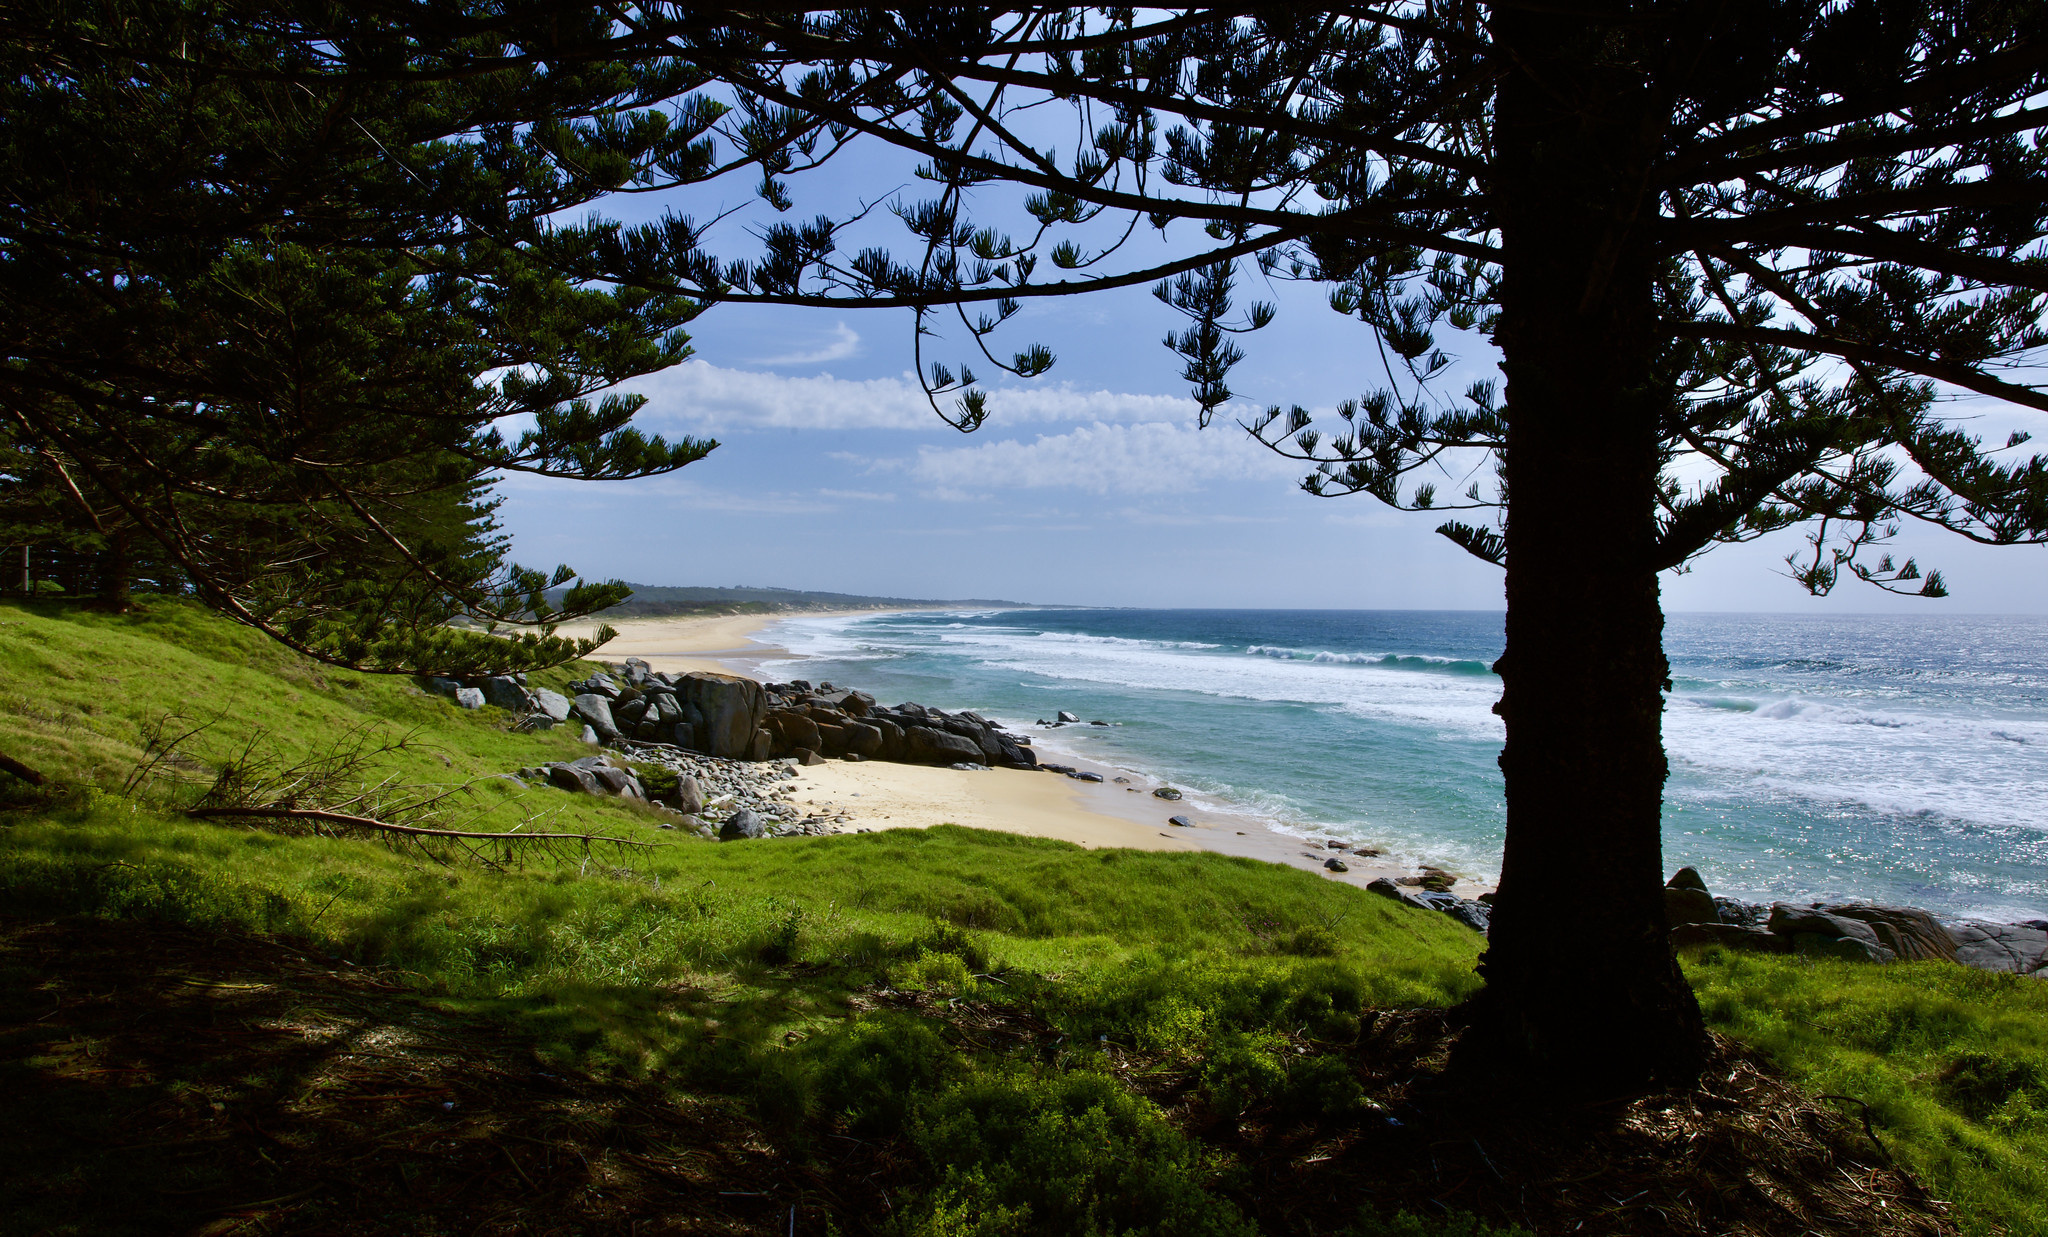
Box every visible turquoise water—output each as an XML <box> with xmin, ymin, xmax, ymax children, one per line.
<box><xmin>761</xmin><ymin>609</ymin><xmax>2048</xmax><ymax>920</ymax></box>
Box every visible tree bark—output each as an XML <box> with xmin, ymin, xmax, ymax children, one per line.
<box><xmin>95</xmin><ymin>532</ymin><xmax>133</xmax><ymax>612</ymax></box>
<box><xmin>1460</xmin><ymin>4</ymin><xmax>1709</xmax><ymax>1091</ymax></box>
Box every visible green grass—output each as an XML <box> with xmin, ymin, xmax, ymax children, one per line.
<box><xmin>1687</xmin><ymin>947</ymin><xmax>2048</xmax><ymax>1237</ymax></box>
<box><xmin>5</xmin><ymin>597</ymin><xmax>2045</xmax><ymax>1236</ymax></box>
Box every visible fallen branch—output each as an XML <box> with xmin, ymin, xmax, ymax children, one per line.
<box><xmin>185</xmin><ymin>805</ymin><xmax>658</xmax><ymax>848</ymax></box>
<box><xmin>0</xmin><ymin>751</ymin><xmax>46</xmax><ymax>785</ymax></box>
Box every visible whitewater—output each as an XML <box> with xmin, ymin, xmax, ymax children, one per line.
<box><xmin>757</xmin><ymin>608</ymin><xmax>2048</xmax><ymax>921</ymax></box>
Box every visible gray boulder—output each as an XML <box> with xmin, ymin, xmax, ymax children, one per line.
<box><xmin>580</xmin><ymin>725</ymin><xmax>599</xmax><ymax>744</ymax></box>
<box><xmin>1794</xmin><ymin>933</ymin><xmax>1896</xmax><ymax>964</ymax></box>
<box><xmin>529</xmin><ymin>689</ymin><xmax>572</xmax><ymax>722</ymax></box>
<box><xmin>453</xmin><ymin>687</ymin><xmax>485</xmax><ymax>710</ymax></box>
<box><xmin>674</xmin><ymin>774</ymin><xmax>705</xmax><ymax>816</ymax></box>
<box><xmin>426</xmin><ymin>676</ymin><xmax>462</xmax><ymax>698</ymax></box>
<box><xmin>591</xmin><ymin>766</ymin><xmax>643</xmax><ymax>798</ymax></box>
<box><xmin>1670</xmin><ymin>921</ymin><xmax>1791</xmax><ymax>954</ymax></box>
<box><xmin>1715</xmin><ymin>897</ymin><xmax>1767</xmax><ymax>929</ymax></box>
<box><xmin>905</xmin><ymin>726</ymin><xmax>983</xmax><ymax>765</ymax></box>
<box><xmin>1069</xmin><ymin>770</ymin><xmax>1104</xmax><ymax>783</ymax></box>
<box><xmin>1152</xmin><ymin>787</ymin><xmax>1183</xmax><ymax>801</ymax></box>
<box><xmin>571</xmin><ymin>693</ymin><xmax>620</xmax><ymax>742</ymax></box>
<box><xmin>1664</xmin><ymin>885</ymin><xmax>1718</xmax><ymax>927</ymax></box>
<box><xmin>671</xmin><ymin>672</ymin><xmax>767</xmax><ymax>759</ymax></box>
<box><xmin>1366</xmin><ymin>877</ymin><xmax>1436</xmax><ymax>912</ymax></box>
<box><xmin>1445</xmin><ymin>901</ymin><xmax>1491</xmax><ymax>934</ymax></box>
<box><xmin>1168</xmin><ymin>815</ymin><xmax>1193</xmax><ymax>827</ymax></box>
<box><xmin>1666</xmin><ymin>866</ymin><xmax>1709</xmax><ymax>892</ymax></box>
<box><xmin>1767</xmin><ymin>903</ymin><xmax>1887</xmax><ymax>952</ymax></box>
<box><xmin>546</xmin><ymin>764</ymin><xmax>602</xmax><ymax>794</ymax></box>
<box><xmin>1324</xmin><ymin>857</ymin><xmax>1350</xmax><ymax>873</ymax></box>
<box><xmin>719</xmin><ymin>809</ymin><xmax>765</xmax><ymax>841</ymax></box>
<box><xmin>478</xmin><ymin>677</ymin><xmax>527</xmax><ymax>711</ymax></box>
<box><xmin>1945</xmin><ymin>920</ymin><xmax>2048</xmax><ymax>975</ymax></box>
<box><xmin>1820</xmin><ymin>904</ymin><xmax>1959</xmax><ymax>963</ymax></box>
<box><xmin>1057</xmin><ymin>710</ymin><xmax>1080</xmax><ymax>723</ymax></box>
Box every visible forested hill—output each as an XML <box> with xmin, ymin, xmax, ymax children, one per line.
<box><xmin>569</xmin><ymin>584</ymin><xmax>1038</xmax><ymax>618</ymax></box>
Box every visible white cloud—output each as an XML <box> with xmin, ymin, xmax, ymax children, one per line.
<box><xmin>623</xmin><ymin>361</ymin><xmax>1199</xmax><ymax>432</ymax></box>
<box><xmin>748</xmin><ymin>321</ymin><xmax>861</xmax><ymax>366</ymax></box>
<box><xmin>819</xmin><ymin>488</ymin><xmax>896</xmax><ymax>501</ymax></box>
<box><xmin>906</xmin><ymin>421</ymin><xmax>1301</xmax><ymax>496</ymax></box>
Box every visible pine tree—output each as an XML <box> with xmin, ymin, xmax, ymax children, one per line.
<box><xmin>515</xmin><ymin>2</ymin><xmax>2043</xmax><ymax>1089</ymax></box>
<box><xmin>0</xmin><ymin>1</ymin><xmax>720</xmax><ymax>672</ymax></box>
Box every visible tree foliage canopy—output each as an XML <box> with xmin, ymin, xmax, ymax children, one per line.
<box><xmin>0</xmin><ymin>0</ymin><xmax>724</xmax><ymax>672</ymax></box>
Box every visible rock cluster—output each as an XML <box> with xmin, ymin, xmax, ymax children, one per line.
<box><xmin>1664</xmin><ymin>866</ymin><xmax>2048</xmax><ymax>975</ymax></box>
<box><xmin>1367</xmin><ymin>876</ymin><xmax>1493</xmax><ymax>934</ymax></box>
<box><xmin>758</xmin><ymin>677</ymin><xmax>1040</xmax><ymax>770</ymax></box>
<box><xmin>511</xmin><ymin>747</ymin><xmax>851</xmax><ymax>841</ymax></box>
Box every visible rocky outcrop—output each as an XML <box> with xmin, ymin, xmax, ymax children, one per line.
<box><xmin>754</xmin><ymin>684</ymin><xmax>1039</xmax><ymax>771</ymax></box>
<box><xmin>1665</xmin><ymin>866</ymin><xmax>2041</xmax><ymax>976</ymax></box>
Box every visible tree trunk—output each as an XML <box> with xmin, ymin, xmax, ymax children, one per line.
<box><xmin>96</xmin><ymin>532</ymin><xmax>133</xmax><ymax>612</ymax></box>
<box><xmin>1460</xmin><ymin>4</ymin><xmax>1709</xmax><ymax>1092</ymax></box>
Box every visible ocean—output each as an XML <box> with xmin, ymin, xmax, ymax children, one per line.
<box><xmin>758</xmin><ymin>609</ymin><xmax>2048</xmax><ymax>921</ymax></box>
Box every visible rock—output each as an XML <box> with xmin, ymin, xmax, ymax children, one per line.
<box><xmin>579</xmin><ymin>725</ymin><xmax>599</xmax><ymax>744</ymax></box>
<box><xmin>546</xmin><ymin>764</ymin><xmax>601</xmax><ymax>794</ymax></box>
<box><xmin>1039</xmin><ymin>763</ymin><xmax>1076</xmax><ymax>775</ymax></box>
<box><xmin>426</xmin><ymin>676</ymin><xmax>462</xmax><ymax>698</ymax></box>
<box><xmin>1057</xmin><ymin>710</ymin><xmax>1080</xmax><ymax>723</ymax></box>
<box><xmin>1714</xmin><ymin>897</ymin><xmax>1767</xmax><ymax>929</ymax></box>
<box><xmin>1168</xmin><ymin>815</ymin><xmax>1193</xmax><ymax>827</ymax></box>
<box><xmin>1820</xmin><ymin>904</ymin><xmax>1959</xmax><ymax>963</ymax></box>
<box><xmin>795</xmin><ymin>747</ymin><xmax>828</xmax><ymax>767</ymax></box>
<box><xmin>1415</xmin><ymin>891</ymin><xmax>1462</xmax><ymax>911</ymax></box>
<box><xmin>591</xmin><ymin>766</ymin><xmax>643</xmax><ymax>798</ymax></box>
<box><xmin>1366</xmin><ymin>877</ymin><xmax>1435</xmax><ymax>912</ymax></box>
<box><xmin>477</xmin><ymin>677</ymin><xmax>527</xmax><ymax>711</ymax></box>
<box><xmin>1445</xmin><ymin>901</ymin><xmax>1491</xmax><ymax>933</ymax></box>
<box><xmin>771</xmin><ymin>710</ymin><xmax>823</xmax><ymax>754</ymax></box>
<box><xmin>1767</xmin><ymin>903</ymin><xmax>1886</xmax><ymax>953</ymax></box>
<box><xmin>674</xmin><ymin>775</ymin><xmax>705</xmax><ymax>816</ymax></box>
<box><xmin>1944</xmin><ymin>920</ymin><xmax>2048</xmax><ymax>975</ymax></box>
<box><xmin>615</xmin><ymin>697</ymin><xmax>649</xmax><ymax>725</ymax></box>
<box><xmin>529</xmin><ymin>689</ymin><xmax>572</xmax><ymax>722</ymax></box>
<box><xmin>1670</xmin><ymin>922</ymin><xmax>1790</xmax><ymax>953</ymax></box>
<box><xmin>671</xmin><ymin>673</ymin><xmax>768</xmax><ymax>759</ymax></box>
<box><xmin>453</xmin><ymin>687</ymin><xmax>485</xmax><ymax>710</ymax></box>
<box><xmin>1664</xmin><ymin>885</ymin><xmax>1719</xmax><ymax>927</ymax></box>
<box><xmin>843</xmin><ymin>721</ymin><xmax>884</xmax><ymax>757</ymax></box>
<box><xmin>904</xmin><ymin>726</ymin><xmax>984</xmax><ymax>766</ymax></box>
<box><xmin>719</xmin><ymin>810</ymin><xmax>764</xmax><ymax>841</ymax></box>
<box><xmin>1112</xmin><ymin>776</ymin><xmax>1130</xmax><ymax>784</ymax></box>
<box><xmin>1068</xmin><ymin>771</ymin><xmax>1104</xmax><ymax>783</ymax></box>
<box><xmin>1089</xmin><ymin>720</ymin><xmax>1109</xmax><ymax>726</ymax></box>
<box><xmin>570</xmin><ymin>693</ymin><xmax>619</xmax><ymax>742</ymax></box>
<box><xmin>1794</xmin><ymin>933</ymin><xmax>1896</xmax><ymax>963</ymax></box>
<box><xmin>1152</xmin><ymin>787</ymin><xmax>1183</xmax><ymax>801</ymax></box>
<box><xmin>950</xmin><ymin>762</ymin><xmax>989</xmax><ymax>771</ymax></box>
<box><xmin>751</xmin><ymin>728</ymin><xmax>773</xmax><ymax>761</ymax></box>
<box><xmin>1324</xmin><ymin>857</ymin><xmax>1349</xmax><ymax>873</ymax></box>
<box><xmin>1667</xmin><ymin>866</ymin><xmax>1710</xmax><ymax>893</ymax></box>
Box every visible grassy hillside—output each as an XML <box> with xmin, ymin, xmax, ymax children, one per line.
<box><xmin>1</xmin><ymin>597</ymin><xmax>2042</xmax><ymax>1236</ymax></box>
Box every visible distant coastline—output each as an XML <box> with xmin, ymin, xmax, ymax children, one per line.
<box><xmin>553</xmin><ymin>581</ymin><xmax>1046</xmax><ymax>621</ymax></box>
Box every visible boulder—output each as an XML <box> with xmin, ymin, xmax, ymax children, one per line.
<box><xmin>1152</xmin><ymin>787</ymin><xmax>1183</xmax><ymax>801</ymax></box>
<box><xmin>1670</xmin><ymin>922</ymin><xmax>1791</xmax><ymax>954</ymax></box>
<box><xmin>453</xmin><ymin>687</ymin><xmax>485</xmax><ymax>710</ymax></box>
<box><xmin>1445</xmin><ymin>901</ymin><xmax>1491</xmax><ymax>934</ymax></box>
<box><xmin>570</xmin><ymin>693</ymin><xmax>619</xmax><ymax>742</ymax></box>
<box><xmin>751</xmin><ymin>729</ymin><xmax>773</xmax><ymax>761</ymax></box>
<box><xmin>1039</xmin><ymin>763</ymin><xmax>1076</xmax><ymax>775</ymax></box>
<box><xmin>1324</xmin><ymin>857</ymin><xmax>1350</xmax><ymax>873</ymax></box>
<box><xmin>771</xmin><ymin>710</ymin><xmax>822</xmax><ymax>754</ymax></box>
<box><xmin>1057</xmin><ymin>710</ymin><xmax>1080</xmax><ymax>723</ymax></box>
<box><xmin>1767</xmin><ymin>903</ymin><xmax>1887</xmax><ymax>952</ymax></box>
<box><xmin>1664</xmin><ymin>885</ymin><xmax>1719</xmax><ymax>927</ymax></box>
<box><xmin>426</xmin><ymin>677</ymin><xmax>462</xmax><ymax>698</ymax></box>
<box><xmin>1069</xmin><ymin>771</ymin><xmax>1104</xmax><ymax>783</ymax></box>
<box><xmin>842</xmin><ymin>721</ymin><xmax>884</xmax><ymax>757</ymax></box>
<box><xmin>529</xmin><ymin>689</ymin><xmax>572</xmax><ymax>722</ymax></box>
<box><xmin>904</xmin><ymin>726</ymin><xmax>984</xmax><ymax>766</ymax></box>
<box><xmin>1945</xmin><ymin>920</ymin><xmax>2048</xmax><ymax>975</ymax></box>
<box><xmin>719</xmin><ymin>809</ymin><xmax>764</xmax><ymax>841</ymax></box>
<box><xmin>674</xmin><ymin>775</ymin><xmax>705</xmax><ymax>816</ymax></box>
<box><xmin>649</xmin><ymin>693</ymin><xmax>682</xmax><ymax>724</ymax></box>
<box><xmin>1794</xmin><ymin>933</ymin><xmax>1895</xmax><ymax>963</ymax></box>
<box><xmin>546</xmin><ymin>764</ymin><xmax>602</xmax><ymax>794</ymax></box>
<box><xmin>478</xmin><ymin>677</ymin><xmax>527</xmax><ymax>711</ymax></box>
<box><xmin>1715</xmin><ymin>897</ymin><xmax>1767</xmax><ymax>929</ymax></box>
<box><xmin>1666</xmin><ymin>866</ymin><xmax>1710</xmax><ymax>893</ymax></box>
<box><xmin>1168</xmin><ymin>815</ymin><xmax>1193</xmax><ymax>827</ymax></box>
<box><xmin>671</xmin><ymin>672</ymin><xmax>767</xmax><ymax>759</ymax></box>
<box><xmin>1820</xmin><ymin>904</ymin><xmax>1959</xmax><ymax>963</ymax></box>
<box><xmin>579</xmin><ymin>725</ymin><xmax>599</xmax><ymax>744</ymax></box>
<box><xmin>950</xmin><ymin>762</ymin><xmax>989</xmax><ymax>771</ymax></box>
<box><xmin>1366</xmin><ymin>877</ymin><xmax>1435</xmax><ymax>912</ymax></box>
<box><xmin>591</xmin><ymin>766</ymin><xmax>643</xmax><ymax>798</ymax></box>
<box><xmin>795</xmin><ymin>747</ymin><xmax>828</xmax><ymax>767</ymax></box>
<box><xmin>671</xmin><ymin>722</ymin><xmax>699</xmax><ymax>750</ymax></box>
<box><xmin>615</xmin><ymin>697</ymin><xmax>649</xmax><ymax>725</ymax></box>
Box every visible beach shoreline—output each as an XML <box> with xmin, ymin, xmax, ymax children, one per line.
<box><xmin>579</xmin><ymin>609</ymin><xmax>1488</xmax><ymax>896</ymax></box>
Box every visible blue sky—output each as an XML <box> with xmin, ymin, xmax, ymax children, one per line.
<box><xmin>493</xmin><ymin>140</ymin><xmax>2048</xmax><ymax>613</ymax></box>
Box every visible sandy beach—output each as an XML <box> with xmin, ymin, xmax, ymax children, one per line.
<box><xmin>581</xmin><ymin>610</ymin><xmax>1485</xmax><ymax>894</ymax></box>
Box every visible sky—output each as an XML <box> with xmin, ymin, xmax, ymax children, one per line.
<box><xmin>492</xmin><ymin>118</ymin><xmax>2048</xmax><ymax>614</ymax></box>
